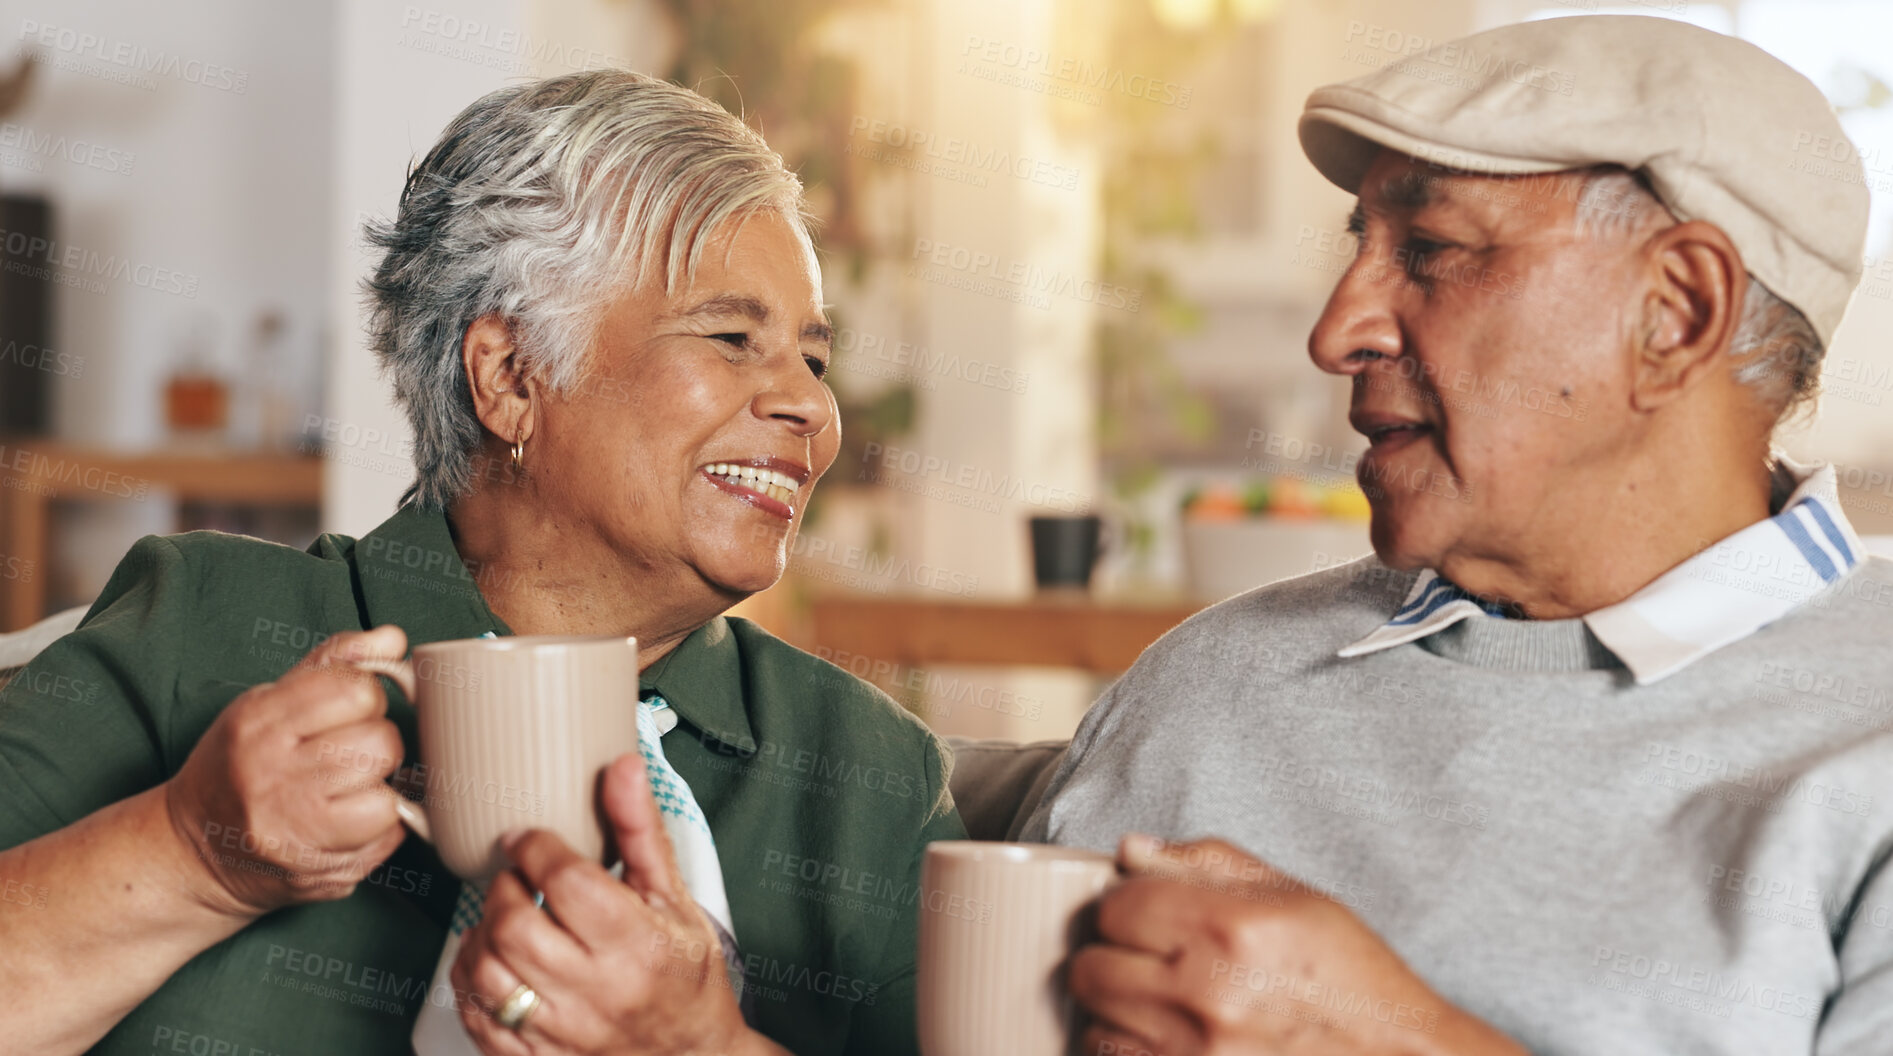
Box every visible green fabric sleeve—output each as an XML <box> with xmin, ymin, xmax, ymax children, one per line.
<box><xmin>841</xmin><ymin>731</ymin><xmax>967</xmax><ymax>1056</ymax></box>
<box><xmin>0</xmin><ymin>535</ymin><xmax>191</xmax><ymax>844</ymax></box>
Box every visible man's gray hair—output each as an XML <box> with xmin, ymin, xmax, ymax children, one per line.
<box><xmin>363</xmin><ymin>69</ymin><xmax>812</xmax><ymax>510</ymax></box>
<box><xmin>1575</xmin><ymin>167</ymin><xmax>1823</xmax><ymax>427</ymax></box>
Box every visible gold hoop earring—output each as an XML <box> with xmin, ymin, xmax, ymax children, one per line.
<box><xmin>510</xmin><ymin>430</ymin><xmax>525</xmax><ymax>470</ymax></box>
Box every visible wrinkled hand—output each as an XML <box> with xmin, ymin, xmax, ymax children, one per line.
<box><xmin>164</xmin><ymin>625</ymin><xmax>414</xmax><ymax>919</ymax></box>
<box><xmin>452</xmin><ymin>752</ymin><xmax>779</xmax><ymax>1056</ymax></box>
<box><xmin>1068</xmin><ymin>835</ymin><xmax>1526</xmax><ymax>1056</ymax></box>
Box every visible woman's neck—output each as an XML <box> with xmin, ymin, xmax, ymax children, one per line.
<box><xmin>443</xmin><ymin>486</ymin><xmax>740</xmax><ymax>670</ymax></box>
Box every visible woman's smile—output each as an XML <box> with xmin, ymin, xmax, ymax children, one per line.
<box><xmin>699</xmin><ymin>457</ymin><xmax>809</xmax><ymax>519</ymax></box>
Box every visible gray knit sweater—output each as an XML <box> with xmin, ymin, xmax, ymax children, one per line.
<box><xmin>1021</xmin><ymin>555</ymin><xmax>1893</xmax><ymax>1055</ymax></box>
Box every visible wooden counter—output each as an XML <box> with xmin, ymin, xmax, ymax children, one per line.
<box><xmin>809</xmin><ymin>592</ymin><xmax>1204</xmax><ymax>674</ymax></box>
<box><xmin>0</xmin><ymin>442</ymin><xmax>322</xmax><ymax>630</ymax></box>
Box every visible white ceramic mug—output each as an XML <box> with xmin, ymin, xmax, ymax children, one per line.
<box><xmin>351</xmin><ymin>635</ymin><xmax>640</xmax><ymax>880</ymax></box>
<box><xmin>917</xmin><ymin>841</ymin><xmax>1117</xmax><ymax>1056</ymax></box>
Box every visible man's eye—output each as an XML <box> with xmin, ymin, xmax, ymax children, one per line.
<box><xmin>710</xmin><ymin>333</ymin><xmax>749</xmax><ymax>348</ymax></box>
<box><xmin>804</xmin><ymin>354</ymin><xmax>829</xmax><ymax>379</ymax></box>
<box><xmin>1401</xmin><ymin>239</ymin><xmax>1450</xmax><ymax>277</ymax></box>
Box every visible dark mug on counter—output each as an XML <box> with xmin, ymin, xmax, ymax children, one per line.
<box><xmin>1029</xmin><ymin>515</ymin><xmax>1106</xmax><ymax>591</ymax></box>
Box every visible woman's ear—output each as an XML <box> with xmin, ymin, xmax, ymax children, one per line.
<box><xmin>462</xmin><ymin>314</ymin><xmax>536</xmax><ymax>445</ymax></box>
<box><xmin>1630</xmin><ymin>219</ymin><xmax>1743</xmax><ymax>413</ymax></box>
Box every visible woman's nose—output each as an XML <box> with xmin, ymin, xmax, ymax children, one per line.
<box><xmin>752</xmin><ymin>359</ymin><xmax>835</xmax><ymax>437</ymax></box>
<box><xmin>1308</xmin><ymin>256</ymin><xmax>1405</xmax><ymax>376</ymax></box>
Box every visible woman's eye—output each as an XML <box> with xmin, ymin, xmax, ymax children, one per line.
<box><xmin>804</xmin><ymin>354</ymin><xmax>829</xmax><ymax>380</ymax></box>
<box><xmin>710</xmin><ymin>332</ymin><xmax>749</xmax><ymax>349</ymax></box>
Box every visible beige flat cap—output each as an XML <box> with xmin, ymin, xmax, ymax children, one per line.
<box><xmin>1299</xmin><ymin>15</ymin><xmax>1868</xmax><ymax>346</ymax></box>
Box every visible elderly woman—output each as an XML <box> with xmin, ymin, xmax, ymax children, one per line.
<box><xmin>0</xmin><ymin>70</ymin><xmax>963</xmax><ymax>1055</ymax></box>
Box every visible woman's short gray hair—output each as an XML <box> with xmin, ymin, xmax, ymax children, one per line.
<box><xmin>363</xmin><ymin>69</ymin><xmax>812</xmax><ymax>510</ymax></box>
<box><xmin>1575</xmin><ymin>167</ymin><xmax>1823</xmax><ymax>427</ymax></box>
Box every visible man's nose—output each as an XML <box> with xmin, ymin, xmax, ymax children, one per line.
<box><xmin>1308</xmin><ymin>257</ymin><xmax>1404</xmax><ymax>376</ymax></box>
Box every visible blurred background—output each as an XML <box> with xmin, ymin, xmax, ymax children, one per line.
<box><xmin>2</xmin><ymin>0</ymin><xmax>1890</xmax><ymax>741</ymax></box>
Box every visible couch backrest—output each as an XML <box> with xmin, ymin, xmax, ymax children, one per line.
<box><xmin>943</xmin><ymin>737</ymin><xmax>1067</xmax><ymax>842</ymax></box>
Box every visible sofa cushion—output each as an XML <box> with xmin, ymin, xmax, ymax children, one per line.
<box><xmin>0</xmin><ymin>605</ymin><xmax>87</xmax><ymax>693</ymax></box>
<box><xmin>944</xmin><ymin>736</ymin><xmax>1067</xmax><ymax>842</ymax></box>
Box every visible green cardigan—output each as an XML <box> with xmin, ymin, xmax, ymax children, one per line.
<box><xmin>0</xmin><ymin>504</ymin><xmax>964</xmax><ymax>1055</ymax></box>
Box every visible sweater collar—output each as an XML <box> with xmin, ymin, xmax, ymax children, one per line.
<box><xmin>638</xmin><ymin>616</ymin><xmax>756</xmax><ymax>755</ymax></box>
<box><xmin>1338</xmin><ymin>458</ymin><xmax>1865</xmax><ymax>684</ymax></box>
<box><xmin>354</xmin><ymin>503</ymin><xmax>513</xmax><ymax>645</ymax></box>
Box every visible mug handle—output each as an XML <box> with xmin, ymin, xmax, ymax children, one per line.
<box><xmin>340</xmin><ymin>656</ymin><xmax>433</xmax><ymax>845</ymax></box>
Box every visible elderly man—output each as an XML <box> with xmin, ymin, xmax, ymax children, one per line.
<box><xmin>1023</xmin><ymin>16</ymin><xmax>1893</xmax><ymax>1056</ymax></box>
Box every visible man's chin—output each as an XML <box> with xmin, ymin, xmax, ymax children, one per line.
<box><xmin>1366</xmin><ymin>508</ymin><xmax>1441</xmax><ymax>572</ymax></box>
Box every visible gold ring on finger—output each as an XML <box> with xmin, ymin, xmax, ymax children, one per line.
<box><xmin>494</xmin><ymin>982</ymin><xmax>541</xmax><ymax>1032</ymax></box>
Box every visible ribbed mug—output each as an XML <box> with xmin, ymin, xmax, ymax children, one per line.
<box><xmin>917</xmin><ymin>842</ymin><xmax>1116</xmax><ymax>1056</ymax></box>
<box><xmin>355</xmin><ymin>634</ymin><xmax>640</xmax><ymax>880</ymax></box>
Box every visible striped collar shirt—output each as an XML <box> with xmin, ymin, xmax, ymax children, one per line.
<box><xmin>1338</xmin><ymin>458</ymin><xmax>1866</xmax><ymax>684</ymax></box>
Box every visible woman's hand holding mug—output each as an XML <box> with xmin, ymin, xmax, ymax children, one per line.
<box><xmin>162</xmin><ymin>625</ymin><xmax>416</xmax><ymax>919</ymax></box>
<box><xmin>449</xmin><ymin>753</ymin><xmax>771</xmax><ymax>1056</ymax></box>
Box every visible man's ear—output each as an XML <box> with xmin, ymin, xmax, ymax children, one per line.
<box><xmin>1631</xmin><ymin>220</ymin><xmax>1743</xmax><ymax>412</ymax></box>
<box><xmin>462</xmin><ymin>314</ymin><xmax>536</xmax><ymax>446</ymax></box>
